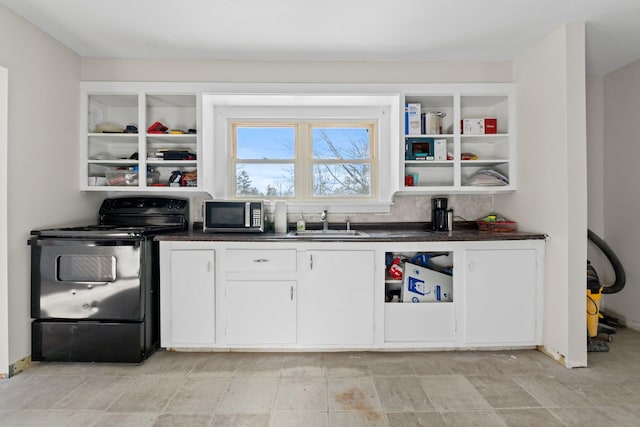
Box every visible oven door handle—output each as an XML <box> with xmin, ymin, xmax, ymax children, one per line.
<box><xmin>65</xmin><ymin>281</ymin><xmax>111</xmax><ymax>286</ymax></box>
<box><xmin>29</xmin><ymin>239</ymin><xmax>141</xmax><ymax>247</ymax></box>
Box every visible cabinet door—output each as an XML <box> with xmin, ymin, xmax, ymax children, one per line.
<box><xmin>225</xmin><ymin>281</ymin><xmax>296</xmax><ymax>345</ymax></box>
<box><xmin>162</xmin><ymin>248</ymin><xmax>215</xmax><ymax>347</ymax></box>
<box><xmin>464</xmin><ymin>249</ymin><xmax>537</xmax><ymax>345</ymax></box>
<box><xmin>301</xmin><ymin>250</ymin><xmax>374</xmax><ymax>346</ymax></box>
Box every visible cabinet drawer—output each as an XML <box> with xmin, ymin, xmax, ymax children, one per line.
<box><xmin>225</xmin><ymin>249</ymin><xmax>296</xmax><ymax>272</ymax></box>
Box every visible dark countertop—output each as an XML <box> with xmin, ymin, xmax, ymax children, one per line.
<box><xmin>156</xmin><ymin>222</ymin><xmax>547</xmax><ymax>243</ymax></box>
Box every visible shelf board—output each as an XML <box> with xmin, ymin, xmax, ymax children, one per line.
<box><xmin>461</xmin><ymin>133</ymin><xmax>509</xmax><ymax>138</ymax></box>
<box><xmin>384</xmin><ymin>301</ymin><xmax>454</xmax><ymax>305</ymax></box>
<box><xmin>401</xmin><ymin>185</ymin><xmax>455</xmax><ymax>191</ymax></box>
<box><xmin>461</xmin><ymin>159</ymin><xmax>509</xmax><ymax>165</ymax></box>
<box><xmin>88</xmin><ymin>160</ymin><xmax>138</xmax><ymax>165</ymax></box>
<box><xmin>405</xmin><ymin>160</ymin><xmax>452</xmax><ymax>165</ymax></box>
<box><xmin>88</xmin><ymin>133</ymin><xmax>139</xmax><ymax>138</ymax></box>
<box><xmin>83</xmin><ymin>185</ymin><xmax>200</xmax><ymax>192</ymax></box>
<box><xmin>405</xmin><ymin>134</ymin><xmax>453</xmax><ymax>138</ymax></box>
<box><xmin>147</xmin><ymin>160</ymin><xmax>197</xmax><ymax>166</ymax></box>
<box><xmin>146</xmin><ymin>133</ymin><xmax>197</xmax><ymax>139</ymax></box>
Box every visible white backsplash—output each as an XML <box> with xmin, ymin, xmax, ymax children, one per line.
<box><xmin>189</xmin><ymin>193</ymin><xmax>494</xmax><ymax>225</ymax></box>
<box><xmin>325</xmin><ymin>194</ymin><xmax>494</xmax><ymax>224</ymax></box>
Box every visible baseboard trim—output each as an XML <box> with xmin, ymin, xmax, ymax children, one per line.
<box><xmin>8</xmin><ymin>355</ymin><xmax>31</xmax><ymax>377</ymax></box>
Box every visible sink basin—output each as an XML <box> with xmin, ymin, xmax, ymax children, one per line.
<box><xmin>286</xmin><ymin>229</ymin><xmax>369</xmax><ymax>238</ymax></box>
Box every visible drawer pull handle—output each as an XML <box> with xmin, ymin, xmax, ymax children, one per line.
<box><xmin>290</xmin><ymin>285</ymin><xmax>294</xmax><ymax>301</ymax></box>
<box><xmin>253</xmin><ymin>258</ymin><xmax>269</xmax><ymax>263</ymax></box>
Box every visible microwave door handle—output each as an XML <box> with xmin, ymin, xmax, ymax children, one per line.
<box><xmin>245</xmin><ymin>202</ymin><xmax>251</xmax><ymax>227</ymax></box>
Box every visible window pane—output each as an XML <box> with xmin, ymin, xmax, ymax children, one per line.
<box><xmin>236</xmin><ymin>164</ymin><xmax>294</xmax><ymax>196</ymax></box>
<box><xmin>312</xmin><ymin>127</ymin><xmax>371</xmax><ymax>160</ymax></box>
<box><xmin>313</xmin><ymin>164</ymin><xmax>371</xmax><ymax>196</ymax></box>
<box><xmin>236</xmin><ymin>127</ymin><xmax>295</xmax><ymax>159</ymax></box>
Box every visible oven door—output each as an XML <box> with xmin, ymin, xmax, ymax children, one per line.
<box><xmin>30</xmin><ymin>239</ymin><xmax>142</xmax><ymax>320</ymax></box>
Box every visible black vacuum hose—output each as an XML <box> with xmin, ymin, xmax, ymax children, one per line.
<box><xmin>588</xmin><ymin>229</ymin><xmax>626</xmax><ymax>294</ymax></box>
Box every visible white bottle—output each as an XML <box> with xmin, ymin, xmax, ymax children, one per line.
<box><xmin>296</xmin><ymin>213</ymin><xmax>306</xmax><ymax>231</ymax></box>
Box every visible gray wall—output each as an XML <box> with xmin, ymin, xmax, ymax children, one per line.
<box><xmin>601</xmin><ymin>58</ymin><xmax>640</xmax><ymax>328</ymax></box>
<box><xmin>0</xmin><ymin>5</ymin><xmax>102</xmax><ymax>367</ymax></box>
<box><xmin>497</xmin><ymin>22</ymin><xmax>588</xmax><ymax>367</ymax></box>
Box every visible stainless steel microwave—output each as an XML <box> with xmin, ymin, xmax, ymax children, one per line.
<box><xmin>203</xmin><ymin>200</ymin><xmax>265</xmax><ymax>232</ymax></box>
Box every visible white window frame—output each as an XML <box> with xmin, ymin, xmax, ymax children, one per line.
<box><xmin>205</xmin><ymin>93</ymin><xmax>400</xmax><ymax>214</ymax></box>
<box><xmin>231</xmin><ymin>120</ymin><xmax>377</xmax><ymax>200</ymax></box>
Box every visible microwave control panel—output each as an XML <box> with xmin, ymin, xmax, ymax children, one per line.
<box><xmin>252</xmin><ymin>208</ymin><xmax>262</xmax><ymax>227</ymax></box>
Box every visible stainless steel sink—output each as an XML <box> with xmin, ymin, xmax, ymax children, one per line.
<box><xmin>286</xmin><ymin>229</ymin><xmax>369</xmax><ymax>238</ymax></box>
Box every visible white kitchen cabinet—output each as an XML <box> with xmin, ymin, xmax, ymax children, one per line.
<box><xmin>159</xmin><ymin>238</ymin><xmax>544</xmax><ymax>351</ymax></box>
<box><xmin>383</xmin><ymin>251</ymin><xmax>456</xmax><ymax>343</ymax></box>
<box><xmin>224</xmin><ymin>280</ymin><xmax>296</xmax><ymax>345</ymax></box>
<box><xmin>81</xmin><ymin>83</ymin><xmax>201</xmax><ymax>192</ymax></box>
<box><xmin>384</xmin><ymin>302</ymin><xmax>455</xmax><ymax>342</ymax></box>
<box><xmin>402</xmin><ymin>84</ymin><xmax>515</xmax><ymax>193</ymax></box>
<box><xmin>222</xmin><ymin>248</ymin><xmax>297</xmax><ymax>345</ymax></box>
<box><xmin>159</xmin><ymin>243</ymin><xmax>215</xmax><ymax>348</ymax></box>
<box><xmin>463</xmin><ymin>247</ymin><xmax>541</xmax><ymax>346</ymax></box>
<box><xmin>298</xmin><ymin>250</ymin><xmax>375</xmax><ymax>346</ymax></box>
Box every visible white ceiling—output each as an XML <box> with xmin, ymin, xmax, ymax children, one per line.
<box><xmin>2</xmin><ymin>0</ymin><xmax>640</xmax><ymax>77</ymax></box>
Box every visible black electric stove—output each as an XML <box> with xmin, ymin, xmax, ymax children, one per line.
<box><xmin>29</xmin><ymin>196</ymin><xmax>189</xmax><ymax>363</ymax></box>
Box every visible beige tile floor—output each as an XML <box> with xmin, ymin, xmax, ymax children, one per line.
<box><xmin>1</xmin><ymin>328</ymin><xmax>640</xmax><ymax>426</ymax></box>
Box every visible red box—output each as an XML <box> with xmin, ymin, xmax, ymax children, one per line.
<box><xmin>460</xmin><ymin>118</ymin><xmax>498</xmax><ymax>134</ymax></box>
<box><xmin>484</xmin><ymin>118</ymin><xmax>497</xmax><ymax>134</ymax></box>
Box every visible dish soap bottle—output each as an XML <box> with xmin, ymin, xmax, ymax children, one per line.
<box><xmin>296</xmin><ymin>213</ymin><xmax>306</xmax><ymax>231</ymax></box>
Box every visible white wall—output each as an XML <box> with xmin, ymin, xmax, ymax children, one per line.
<box><xmin>0</xmin><ymin>5</ymin><xmax>102</xmax><ymax>368</ymax></box>
<box><xmin>496</xmin><ymin>23</ymin><xmax>588</xmax><ymax>367</ymax></box>
<box><xmin>587</xmin><ymin>78</ymin><xmax>605</xmax><ymax>236</ymax></box>
<box><xmin>585</xmin><ymin>78</ymin><xmax>614</xmax><ymax>289</ymax></box>
<box><xmin>81</xmin><ymin>58</ymin><xmax>513</xmax><ymax>84</ymax></box>
<box><xmin>602</xmin><ymin>58</ymin><xmax>640</xmax><ymax>328</ymax></box>
<box><xmin>0</xmin><ymin>66</ymin><xmax>8</xmax><ymax>377</ymax></box>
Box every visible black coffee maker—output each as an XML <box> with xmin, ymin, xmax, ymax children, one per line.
<box><xmin>431</xmin><ymin>197</ymin><xmax>448</xmax><ymax>231</ymax></box>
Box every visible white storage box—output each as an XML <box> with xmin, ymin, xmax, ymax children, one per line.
<box><xmin>406</xmin><ymin>103</ymin><xmax>421</xmax><ymax>135</ymax></box>
<box><xmin>402</xmin><ymin>262</ymin><xmax>453</xmax><ymax>303</ymax></box>
<box><xmin>434</xmin><ymin>139</ymin><xmax>447</xmax><ymax>160</ymax></box>
<box><xmin>462</xmin><ymin>118</ymin><xmax>484</xmax><ymax>135</ymax></box>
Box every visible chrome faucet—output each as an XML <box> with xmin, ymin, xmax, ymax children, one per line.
<box><xmin>321</xmin><ymin>210</ymin><xmax>328</xmax><ymax>231</ymax></box>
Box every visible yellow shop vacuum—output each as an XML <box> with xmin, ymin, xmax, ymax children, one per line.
<box><xmin>587</xmin><ymin>230</ymin><xmax>626</xmax><ymax>353</ymax></box>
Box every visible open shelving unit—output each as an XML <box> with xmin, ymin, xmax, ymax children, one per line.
<box><xmin>81</xmin><ymin>86</ymin><xmax>201</xmax><ymax>192</ymax></box>
<box><xmin>401</xmin><ymin>85</ymin><xmax>515</xmax><ymax>193</ymax></box>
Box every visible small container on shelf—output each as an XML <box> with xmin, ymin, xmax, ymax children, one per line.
<box><xmin>106</xmin><ymin>169</ymin><xmax>138</xmax><ymax>186</ymax></box>
<box><xmin>476</xmin><ymin>213</ymin><xmax>518</xmax><ymax>232</ymax></box>
<box><xmin>105</xmin><ymin>167</ymin><xmax>160</xmax><ymax>187</ymax></box>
